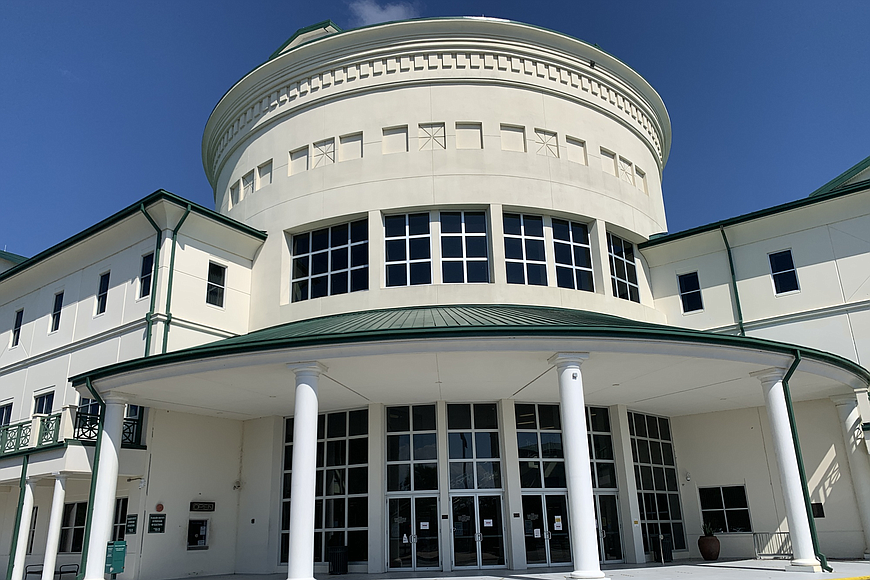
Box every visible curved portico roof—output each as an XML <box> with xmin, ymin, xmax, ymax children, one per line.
<box><xmin>70</xmin><ymin>304</ymin><xmax>870</xmax><ymax>388</ymax></box>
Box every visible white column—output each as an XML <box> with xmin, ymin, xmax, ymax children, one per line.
<box><xmin>752</xmin><ymin>368</ymin><xmax>819</xmax><ymax>570</ymax></box>
<box><xmin>11</xmin><ymin>478</ymin><xmax>36</xmax><ymax>580</ymax></box>
<box><xmin>832</xmin><ymin>395</ymin><xmax>870</xmax><ymax>558</ymax></box>
<box><xmin>41</xmin><ymin>474</ymin><xmax>68</xmax><ymax>580</ymax></box>
<box><xmin>286</xmin><ymin>362</ymin><xmax>326</xmax><ymax>580</ymax></box>
<box><xmin>550</xmin><ymin>353</ymin><xmax>606</xmax><ymax>580</ymax></box>
<box><xmin>83</xmin><ymin>395</ymin><xmax>126</xmax><ymax>580</ymax></box>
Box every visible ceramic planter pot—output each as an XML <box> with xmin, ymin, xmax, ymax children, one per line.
<box><xmin>698</xmin><ymin>535</ymin><xmax>720</xmax><ymax>561</ymax></box>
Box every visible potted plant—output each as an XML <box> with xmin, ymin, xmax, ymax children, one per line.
<box><xmin>698</xmin><ymin>522</ymin><xmax>720</xmax><ymax>561</ymax></box>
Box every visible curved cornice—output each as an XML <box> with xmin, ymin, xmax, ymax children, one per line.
<box><xmin>202</xmin><ymin>18</ymin><xmax>671</xmax><ymax>192</ymax></box>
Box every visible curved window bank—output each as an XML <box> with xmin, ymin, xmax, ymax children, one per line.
<box><xmin>4</xmin><ymin>17</ymin><xmax>870</xmax><ymax>580</ymax></box>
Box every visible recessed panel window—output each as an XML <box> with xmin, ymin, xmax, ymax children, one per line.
<box><xmin>50</xmin><ymin>292</ymin><xmax>64</xmax><ymax>332</ymax></box>
<box><xmin>292</xmin><ymin>219</ymin><xmax>369</xmax><ymax>302</ymax></box>
<box><xmin>448</xmin><ymin>403</ymin><xmax>502</xmax><ymax>490</ymax></box>
<box><xmin>769</xmin><ymin>250</ymin><xmax>799</xmax><ymax>294</ymax></box>
<box><xmin>699</xmin><ymin>486</ymin><xmax>752</xmax><ymax>533</ymax></box>
<box><xmin>206</xmin><ymin>262</ymin><xmax>226</xmax><ymax>307</ymax></box>
<box><xmin>385</xmin><ymin>213</ymin><xmax>431</xmax><ymax>287</ymax></box>
<box><xmin>242</xmin><ymin>171</ymin><xmax>254</xmax><ymax>197</ymax></box>
<box><xmin>441</xmin><ymin>211</ymin><xmax>489</xmax><ymax>283</ymax></box>
<box><xmin>230</xmin><ymin>182</ymin><xmax>240</xmax><ymax>207</ymax></box>
<box><xmin>504</xmin><ymin>214</ymin><xmax>547</xmax><ymax>286</ymax></box>
<box><xmin>96</xmin><ymin>272</ymin><xmax>110</xmax><ymax>315</ymax></box>
<box><xmin>629</xmin><ymin>411</ymin><xmax>686</xmax><ymax>552</ymax></box>
<box><xmin>256</xmin><ymin>161</ymin><xmax>272</xmax><ymax>189</ymax></box>
<box><xmin>139</xmin><ymin>253</ymin><xmax>154</xmax><ymax>299</ymax></box>
<box><xmin>34</xmin><ymin>392</ymin><xmax>54</xmax><ymax>415</ymax></box>
<box><xmin>282</xmin><ymin>409</ymin><xmax>369</xmax><ymax>564</ymax></box>
<box><xmin>11</xmin><ymin>309</ymin><xmax>23</xmax><ymax>347</ymax></box>
<box><xmin>552</xmin><ymin>219</ymin><xmax>594</xmax><ymax>292</ymax></box>
<box><xmin>607</xmin><ymin>233</ymin><xmax>639</xmax><ymax>303</ymax></box>
<box><xmin>677</xmin><ymin>272</ymin><xmax>703</xmax><ymax>313</ymax></box>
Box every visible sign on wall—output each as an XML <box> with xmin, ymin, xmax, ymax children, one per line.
<box><xmin>190</xmin><ymin>502</ymin><xmax>216</xmax><ymax>512</ymax></box>
<box><xmin>125</xmin><ymin>514</ymin><xmax>138</xmax><ymax>535</ymax></box>
<box><xmin>148</xmin><ymin>514</ymin><xmax>166</xmax><ymax>533</ymax></box>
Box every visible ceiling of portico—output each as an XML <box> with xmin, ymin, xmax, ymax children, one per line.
<box><xmin>99</xmin><ymin>337</ymin><xmax>854</xmax><ymax>421</ymax></box>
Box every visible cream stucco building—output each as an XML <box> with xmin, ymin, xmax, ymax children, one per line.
<box><xmin>2</xmin><ymin>17</ymin><xmax>870</xmax><ymax>580</ymax></box>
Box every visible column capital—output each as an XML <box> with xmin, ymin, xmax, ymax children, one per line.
<box><xmin>749</xmin><ymin>366</ymin><xmax>787</xmax><ymax>386</ymax></box>
<box><xmin>50</xmin><ymin>472</ymin><xmax>67</xmax><ymax>482</ymax></box>
<box><xmin>287</xmin><ymin>361</ymin><xmax>328</xmax><ymax>377</ymax></box>
<box><xmin>102</xmin><ymin>392</ymin><xmax>128</xmax><ymax>405</ymax></box>
<box><xmin>548</xmin><ymin>352</ymin><xmax>590</xmax><ymax>368</ymax></box>
<box><xmin>831</xmin><ymin>394</ymin><xmax>859</xmax><ymax>407</ymax></box>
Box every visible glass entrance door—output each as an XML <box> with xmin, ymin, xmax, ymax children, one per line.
<box><xmin>451</xmin><ymin>495</ymin><xmax>506</xmax><ymax>568</ymax></box>
<box><xmin>595</xmin><ymin>493</ymin><xmax>623</xmax><ymax>562</ymax></box>
<box><xmin>522</xmin><ymin>494</ymin><xmax>571</xmax><ymax>565</ymax></box>
<box><xmin>387</xmin><ymin>496</ymin><xmax>441</xmax><ymax>570</ymax></box>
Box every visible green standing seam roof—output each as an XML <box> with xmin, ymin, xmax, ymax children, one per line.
<box><xmin>0</xmin><ymin>189</ymin><xmax>267</xmax><ymax>284</ymax></box>
<box><xmin>0</xmin><ymin>250</ymin><xmax>27</xmax><ymax>264</ymax></box>
<box><xmin>70</xmin><ymin>304</ymin><xmax>870</xmax><ymax>387</ymax></box>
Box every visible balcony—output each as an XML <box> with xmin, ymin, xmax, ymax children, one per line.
<box><xmin>0</xmin><ymin>407</ymin><xmax>144</xmax><ymax>458</ymax></box>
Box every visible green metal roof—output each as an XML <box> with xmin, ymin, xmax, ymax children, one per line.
<box><xmin>0</xmin><ymin>250</ymin><xmax>27</xmax><ymax>264</ymax></box>
<box><xmin>639</xmin><ymin>177</ymin><xmax>870</xmax><ymax>249</ymax></box>
<box><xmin>268</xmin><ymin>20</ymin><xmax>343</xmax><ymax>61</ymax></box>
<box><xmin>807</xmin><ymin>154</ymin><xmax>870</xmax><ymax>198</ymax></box>
<box><xmin>70</xmin><ymin>304</ymin><xmax>870</xmax><ymax>386</ymax></box>
<box><xmin>0</xmin><ymin>189</ymin><xmax>267</xmax><ymax>284</ymax></box>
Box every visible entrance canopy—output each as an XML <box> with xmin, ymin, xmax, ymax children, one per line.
<box><xmin>70</xmin><ymin>305</ymin><xmax>870</xmax><ymax>420</ymax></box>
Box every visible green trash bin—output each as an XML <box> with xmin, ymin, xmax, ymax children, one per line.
<box><xmin>327</xmin><ymin>546</ymin><xmax>348</xmax><ymax>575</ymax></box>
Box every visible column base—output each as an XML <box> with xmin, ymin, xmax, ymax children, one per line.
<box><xmin>785</xmin><ymin>559</ymin><xmax>822</xmax><ymax>573</ymax></box>
<box><xmin>567</xmin><ymin>571</ymin><xmax>608</xmax><ymax>579</ymax></box>
<box><xmin>864</xmin><ymin>552</ymin><xmax>870</xmax><ymax>560</ymax></box>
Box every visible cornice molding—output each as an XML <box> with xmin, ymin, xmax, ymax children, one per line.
<box><xmin>203</xmin><ymin>34</ymin><xmax>670</xmax><ymax>189</ymax></box>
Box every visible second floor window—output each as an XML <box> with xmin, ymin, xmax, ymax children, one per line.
<box><xmin>11</xmin><ymin>309</ymin><xmax>23</xmax><ymax>347</ymax></box>
<box><xmin>206</xmin><ymin>262</ymin><xmax>227</xmax><ymax>307</ymax></box>
<box><xmin>51</xmin><ymin>292</ymin><xmax>64</xmax><ymax>332</ymax></box>
<box><xmin>96</xmin><ymin>272</ymin><xmax>110</xmax><ymax>315</ymax></box>
<box><xmin>292</xmin><ymin>219</ymin><xmax>369</xmax><ymax>302</ymax></box>
<box><xmin>140</xmin><ymin>253</ymin><xmax>154</xmax><ymax>299</ymax></box>
<box><xmin>0</xmin><ymin>403</ymin><xmax>11</xmax><ymax>426</ymax></box>
<box><xmin>552</xmin><ymin>219</ymin><xmax>594</xmax><ymax>292</ymax></box>
<box><xmin>441</xmin><ymin>211</ymin><xmax>489</xmax><ymax>283</ymax></box>
<box><xmin>769</xmin><ymin>250</ymin><xmax>799</xmax><ymax>294</ymax></box>
<box><xmin>678</xmin><ymin>272</ymin><xmax>703</xmax><ymax>313</ymax></box>
<box><xmin>78</xmin><ymin>397</ymin><xmax>101</xmax><ymax>415</ymax></box>
<box><xmin>607</xmin><ymin>233</ymin><xmax>639</xmax><ymax>303</ymax></box>
<box><xmin>385</xmin><ymin>213</ymin><xmax>431</xmax><ymax>287</ymax></box>
<box><xmin>34</xmin><ymin>392</ymin><xmax>54</xmax><ymax>415</ymax></box>
<box><xmin>504</xmin><ymin>214</ymin><xmax>547</xmax><ymax>286</ymax></box>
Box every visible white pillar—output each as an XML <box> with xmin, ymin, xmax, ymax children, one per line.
<box><xmin>832</xmin><ymin>395</ymin><xmax>870</xmax><ymax>558</ymax></box>
<box><xmin>41</xmin><ymin>474</ymin><xmax>68</xmax><ymax>580</ymax></box>
<box><xmin>752</xmin><ymin>368</ymin><xmax>819</xmax><ymax>571</ymax></box>
<box><xmin>83</xmin><ymin>395</ymin><xmax>126</xmax><ymax>580</ymax></box>
<box><xmin>286</xmin><ymin>362</ymin><xmax>326</xmax><ymax>580</ymax></box>
<box><xmin>11</xmin><ymin>478</ymin><xmax>36</xmax><ymax>580</ymax></box>
<box><xmin>550</xmin><ymin>353</ymin><xmax>606</xmax><ymax>580</ymax></box>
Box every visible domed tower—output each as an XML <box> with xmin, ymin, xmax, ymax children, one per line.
<box><xmin>202</xmin><ymin>17</ymin><xmax>671</xmax><ymax>330</ymax></box>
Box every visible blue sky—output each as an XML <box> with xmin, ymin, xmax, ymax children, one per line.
<box><xmin>1</xmin><ymin>1</ymin><xmax>868</xmax><ymax>258</ymax></box>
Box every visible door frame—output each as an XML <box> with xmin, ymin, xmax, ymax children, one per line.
<box><xmin>385</xmin><ymin>495</ymin><xmax>442</xmax><ymax>571</ymax></box>
<box><xmin>594</xmin><ymin>491</ymin><xmax>625</xmax><ymax>564</ymax></box>
<box><xmin>448</xmin><ymin>493</ymin><xmax>507</xmax><ymax>570</ymax></box>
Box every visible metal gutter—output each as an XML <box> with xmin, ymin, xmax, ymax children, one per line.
<box><xmin>77</xmin><ymin>378</ymin><xmax>105</xmax><ymax>580</ymax></box>
<box><xmin>5</xmin><ymin>455</ymin><xmax>29</xmax><ymax>580</ymax></box>
<box><xmin>139</xmin><ymin>205</ymin><xmax>163</xmax><ymax>358</ymax></box>
<box><xmin>719</xmin><ymin>226</ymin><xmax>745</xmax><ymax>336</ymax></box>
<box><xmin>781</xmin><ymin>351</ymin><xmax>832</xmax><ymax>572</ymax></box>
<box><xmin>161</xmin><ymin>205</ymin><xmax>191</xmax><ymax>354</ymax></box>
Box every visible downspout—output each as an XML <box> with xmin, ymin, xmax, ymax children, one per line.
<box><xmin>161</xmin><ymin>205</ymin><xmax>191</xmax><ymax>354</ymax></box>
<box><xmin>781</xmin><ymin>351</ymin><xmax>832</xmax><ymax>572</ymax></box>
<box><xmin>5</xmin><ymin>455</ymin><xmax>29</xmax><ymax>580</ymax></box>
<box><xmin>77</xmin><ymin>378</ymin><xmax>105</xmax><ymax>580</ymax></box>
<box><xmin>719</xmin><ymin>226</ymin><xmax>745</xmax><ymax>336</ymax></box>
<box><xmin>139</xmin><ymin>205</ymin><xmax>162</xmax><ymax>358</ymax></box>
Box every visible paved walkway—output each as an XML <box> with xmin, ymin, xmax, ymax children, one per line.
<box><xmin>188</xmin><ymin>560</ymin><xmax>870</xmax><ymax>580</ymax></box>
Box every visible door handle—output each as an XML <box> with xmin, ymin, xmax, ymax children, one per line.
<box><xmin>545</xmin><ymin>531</ymin><xmax>552</xmax><ymax>540</ymax></box>
<box><xmin>411</xmin><ymin>534</ymin><xmax>417</xmax><ymax>544</ymax></box>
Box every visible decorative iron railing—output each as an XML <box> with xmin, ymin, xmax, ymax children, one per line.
<box><xmin>753</xmin><ymin>531</ymin><xmax>792</xmax><ymax>559</ymax></box>
<box><xmin>0</xmin><ymin>421</ymin><xmax>31</xmax><ymax>454</ymax></box>
<box><xmin>38</xmin><ymin>413</ymin><xmax>62</xmax><ymax>447</ymax></box>
<box><xmin>74</xmin><ymin>412</ymin><xmax>144</xmax><ymax>446</ymax></box>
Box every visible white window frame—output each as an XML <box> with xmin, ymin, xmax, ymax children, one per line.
<box><xmin>439</xmin><ymin>210</ymin><xmax>490</xmax><ymax>284</ymax></box>
<box><xmin>95</xmin><ymin>271</ymin><xmax>110</xmax><ymax>316</ymax></box>
<box><xmin>50</xmin><ymin>291</ymin><xmax>64</xmax><ymax>333</ymax></box>
<box><xmin>291</xmin><ymin>219</ymin><xmax>369</xmax><ymax>302</ymax></box>
<box><xmin>0</xmin><ymin>402</ymin><xmax>12</xmax><ymax>426</ymax></box>
<box><xmin>676</xmin><ymin>271</ymin><xmax>704</xmax><ymax>314</ymax></box>
<box><xmin>384</xmin><ymin>213</ymin><xmax>432</xmax><ymax>287</ymax></box>
<box><xmin>242</xmin><ymin>170</ymin><xmax>255</xmax><ymax>198</ymax></box>
<box><xmin>139</xmin><ymin>252</ymin><xmax>155</xmax><ymax>300</ymax></box>
<box><xmin>59</xmin><ymin>501</ymin><xmax>88</xmax><ymax>553</ymax></box>
<box><xmin>34</xmin><ymin>391</ymin><xmax>54</xmax><ymax>415</ymax></box>
<box><xmin>229</xmin><ymin>180</ymin><xmax>241</xmax><ymax>208</ymax></box>
<box><xmin>768</xmin><ymin>249</ymin><xmax>800</xmax><ymax>296</ymax></box>
<box><xmin>552</xmin><ymin>218</ymin><xmax>594</xmax><ymax>292</ymax></box>
<box><xmin>206</xmin><ymin>262</ymin><xmax>227</xmax><ymax>308</ymax></box>
<box><xmin>11</xmin><ymin>308</ymin><xmax>24</xmax><ymax>347</ymax></box>
<box><xmin>607</xmin><ymin>233</ymin><xmax>640</xmax><ymax>303</ymax></box>
<box><xmin>503</xmin><ymin>213</ymin><xmax>548</xmax><ymax>286</ymax></box>
<box><xmin>256</xmin><ymin>160</ymin><xmax>273</xmax><ymax>190</ymax></box>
